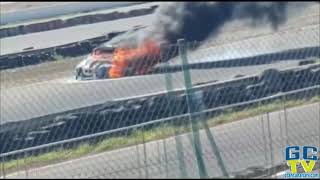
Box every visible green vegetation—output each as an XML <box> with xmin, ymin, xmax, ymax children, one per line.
<box><xmin>1</xmin><ymin>95</ymin><xmax>319</xmax><ymax>175</ymax></box>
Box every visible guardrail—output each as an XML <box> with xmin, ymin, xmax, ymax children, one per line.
<box><xmin>0</xmin><ymin>85</ymin><xmax>319</xmax><ymax>179</ymax></box>
<box><xmin>0</xmin><ymin>31</ymin><xmax>127</xmax><ymax>70</ymax></box>
<box><xmin>0</xmin><ymin>3</ymin><xmax>157</xmax><ymax>38</ymax></box>
<box><xmin>0</xmin><ymin>85</ymin><xmax>319</xmax><ymax>159</ymax></box>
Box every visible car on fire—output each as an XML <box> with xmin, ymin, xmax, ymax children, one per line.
<box><xmin>75</xmin><ymin>40</ymin><xmax>162</xmax><ymax>80</ymax></box>
<box><xmin>75</xmin><ymin>45</ymin><xmax>115</xmax><ymax>80</ymax></box>
<box><xmin>75</xmin><ymin>45</ymin><xmax>137</xmax><ymax>80</ymax></box>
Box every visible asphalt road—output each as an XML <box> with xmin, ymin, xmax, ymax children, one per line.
<box><xmin>0</xmin><ymin>2</ymin><xmax>319</xmax><ymax>56</ymax></box>
<box><xmin>3</xmin><ymin>103</ymin><xmax>319</xmax><ymax>178</ymax></box>
<box><xmin>0</xmin><ymin>60</ymin><xmax>304</xmax><ymax>124</ymax></box>
<box><xmin>0</xmin><ymin>2</ymin><xmax>146</xmax><ymax>25</ymax></box>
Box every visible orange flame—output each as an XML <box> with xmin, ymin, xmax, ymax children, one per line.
<box><xmin>108</xmin><ymin>40</ymin><xmax>161</xmax><ymax>78</ymax></box>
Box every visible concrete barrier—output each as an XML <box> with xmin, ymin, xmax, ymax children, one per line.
<box><xmin>153</xmin><ymin>46</ymin><xmax>320</xmax><ymax>73</ymax></box>
<box><xmin>0</xmin><ymin>5</ymin><xmax>158</xmax><ymax>38</ymax></box>
<box><xmin>0</xmin><ymin>31</ymin><xmax>125</xmax><ymax>70</ymax></box>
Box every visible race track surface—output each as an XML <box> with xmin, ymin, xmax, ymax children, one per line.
<box><xmin>0</xmin><ymin>2</ymin><xmax>146</xmax><ymax>25</ymax></box>
<box><xmin>0</xmin><ymin>2</ymin><xmax>319</xmax><ymax>56</ymax></box>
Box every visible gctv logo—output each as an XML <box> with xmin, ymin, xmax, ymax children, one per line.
<box><xmin>285</xmin><ymin>146</ymin><xmax>318</xmax><ymax>174</ymax></box>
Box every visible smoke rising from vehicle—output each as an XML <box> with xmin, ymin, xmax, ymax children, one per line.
<box><xmin>109</xmin><ymin>2</ymin><xmax>296</xmax><ymax>47</ymax></box>
<box><xmin>110</xmin><ymin>1</ymin><xmax>320</xmax><ymax>46</ymax></box>
<box><xmin>104</xmin><ymin>2</ymin><xmax>316</xmax><ymax>77</ymax></box>
<box><xmin>149</xmin><ymin>2</ymin><xmax>290</xmax><ymax>44</ymax></box>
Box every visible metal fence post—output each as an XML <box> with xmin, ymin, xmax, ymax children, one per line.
<box><xmin>156</xmin><ymin>141</ymin><xmax>162</xmax><ymax>176</ymax></box>
<box><xmin>135</xmin><ymin>138</ymin><xmax>142</xmax><ymax>179</ymax></box>
<box><xmin>282</xmin><ymin>95</ymin><xmax>289</xmax><ymax>146</ymax></box>
<box><xmin>178</xmin><ymin>39</ymin><xmax>208</xmax><ymax>178</ymax></box>
<box><xmin>142</xmin><ymin>127</ymin><xmax>148</xmax><ymax>179</ymax></box>
<box><xmin>16</xmin><ymin>157</ymin><xmax>19</xmax><ymax>177</ymax></box>
<box><xmin>202</xmin><ymin>121</ymin><xmax>229</xmax><ymax>177</ymax></box>
<box><xmin>162</xmin><ymin>44</ymin><xmax>172</xmax><ymax>178</ymax></box>
<box><xmin>162</xmin><ymin>139</ymin><xmax>169</xmax><ymax>178</ymax></box>
<box><xmin>164</xmin><ymin>62</ymin><xmax>174</xmax><ymax>98</ymax></box>
<box><xmin>195</xmin><ymin>90</ymin><xmax>229</xmax><ymax>177</ymax></box>
<box><xmin>266</xmin><ymin>112</ymin><xmax>274</xmax><ymax>176</ymax></box>
<box><xmin>24</xmin><ymin>152</ymin><xmax>28</xmax><ymax>179</ymax></box>
<box><xmin>162</xmin><ymin>44</ymin><xmax>186</xmax><ymax>178</ymax></box>
<box><xmin>318</xmin><ymin>101</ymin><xmax>320</xmax><ymax>177</ymax></box>
<box><xmin>162</xmin><ymin>44</ymin><xmax>189</xmax><ymax>178</ymax></box>
<box><xmin>174</xmin><ymin>134</ymin><xmax>188</xmax><ymax>178</ymax></box>
<box><xmin>260</xmin><ymin>115</ymin><xmax>269</xmax><ymax>168</ymax></box>
<box><xmin>1</xmin><ymin>156</ymin><xmax>5</xmax><ymax>179</ymax></box>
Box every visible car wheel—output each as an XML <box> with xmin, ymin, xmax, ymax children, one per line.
<box><xmin>95</xmin><ymin>66</ymin><xmax>108</xmax><ymax>79</ymax></box>
<box><xmin>75</xmin><ymin>68</ymin><xmax>83</xmax><ymax>80</ymax></box>
<box><xmin>124</xmin><ymin>67</ymin><xmax>135</xmax><ymax>76</ymax></box>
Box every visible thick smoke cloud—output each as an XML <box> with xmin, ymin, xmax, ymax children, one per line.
<box><xmin>149</xmin><ymin>2</ymin><xmax>289</xmax><ymax>44</ymax></box>
<box><xmin>102</xmin><ymin>2</ymin><xmax>317</xmax><ymax>73</ymax></box>
<box><xmin>108</xmin><ymin>2</ymin><xmax>316</xmax><ymax>48</ymax></box>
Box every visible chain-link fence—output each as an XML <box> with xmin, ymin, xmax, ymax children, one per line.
<box><xmin>0</xmin><ymin>25</ymin><xmax>320</xmax><ymax>179</ymax></box>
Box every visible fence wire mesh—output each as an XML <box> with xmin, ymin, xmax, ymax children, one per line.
<box><xmin>0</xmin><ymin>23</ymin><xmax>320</xmax><ymax>179</ymax></box>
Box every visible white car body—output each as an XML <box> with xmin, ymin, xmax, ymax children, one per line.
<box><xmin>75</xmin><ymin>46</ymin><xmax>114</xmax><ymax>80</ymax></box>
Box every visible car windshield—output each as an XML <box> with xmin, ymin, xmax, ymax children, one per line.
<box><xmin>94</xmin><ymin>46</ymin><xmax>115</xmax><ymax>53</ymax></box>
<box><xmin>91</xmin><ymin>47</ymin><xmax>114</xmax><ymax>62</ymax></box>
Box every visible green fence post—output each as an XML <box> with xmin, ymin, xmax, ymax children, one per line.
<box><xmin>1</xmin><ymin>157</ymin><xmax>5</xmax><ymax>179</ymax></box>
<box><xmin>162</xmin><ymin>44</ymin><xmax>171</xmax><ymax>178</ymax></box>
<box><xmin>266</xmin><ymin>112</ymin><xmax>274</xmax><ymax>176</ymax></box>
<box><xmin>142</xmin><ymin>127</ymin><xmax>149</xmax><ymax>179</ymax></box>
<box><xmin>24</xmin><ymin>152</ymin><xmax>29</xmax><ymax>179</ymax></box>
<box><xmin>261</xmin><ymin>115</ymin><xmax>269</xmax><ymax>168</ymax></box>
<box><xmin>135</xmin><ymin>143</ymin><xmax>143</xmax><ymax>179</ymax></box>
<box><xmin>162</xmin><ymin>44</ymin><xmax>188</xmax><ymax>178</ymax></box>
<box><xmin>162</xmin><ymin>139</ymin><xmax>169</xmax><ymax>178</ymax></box>
<box><xmin>164</xmin><ymin>62</ymin><xmax>174</xmax><ymax>98</ymax></box>
<box><xmin>174</xmin><ymin>134</ymin><xmax>188</xmax><ymax>178</ymax></box>
<box><xmin>193</xmin><ymin>89</ymin><xmax>229</xmax><ymax>177</ymax></box>
<box><xmin>178</xmin><ymin>39</ymin><xmax>208</xmax><ymax>178</ymax></box>
<box><xmin>202</xmin><ymin>120</ymin><xmax>229</xmax><ymax>177</ymax></box>
<box><xmin>318</xmin><ymin>101</ymin><xmax>320</xmax><ymax>177</ymax></box>
<box><xmin>282</xmin><ymin>95</ymin><xmax>289</xmax><ymax>146</ymax></box>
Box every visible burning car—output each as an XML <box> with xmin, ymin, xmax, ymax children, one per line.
<box><xmin>75</xmin><ymin>45</ymin><xmax>115</xmax><ymax>80</ymax></box>
<box><xmin>75</xmin><ymin>40</ymin><xmax>161</xmax><ymax>80</ymax></box>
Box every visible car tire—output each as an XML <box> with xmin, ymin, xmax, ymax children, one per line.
<box><xmin>124</xmin><ymin>67</ymin><xmax>135</xmax><ymax>76</ymax></box>
<box><xmin>75</xmin><ymin>68</ymin><xmax>83</xmax><ymax>80</ymax></box>
<box><xmin>95</xmin><ymin>66</ymin><xmax>108</xmax><ymax>79</ymax></box>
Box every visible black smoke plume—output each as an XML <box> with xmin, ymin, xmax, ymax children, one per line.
<box><xmin>149</xmin><ymin>2</ymin><xmax>290</xmax><ymax>44</ymax></box>
<box><xmin>107</xmin><ymin>1</ymin><xmax>317</xmax><ymax>63</ymax></box>
<box><xmin>109</xmin><ymin>2</ymin><xmax>295</xmax><ymax>47</ymax></box>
